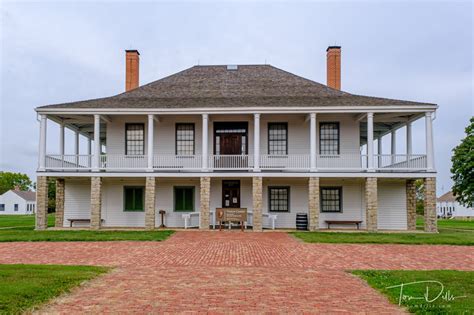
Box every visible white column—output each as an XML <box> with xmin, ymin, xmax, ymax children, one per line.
<box><xmin>309</xmin><ymin>113</ymin><xmax>317</xmax><ymax>171</ymax></box>
<box><xmin>425</xmin><ymin>112</ymin><xmax>434</xmax><ymax>170</ymax></box>
<box><xmin>59</xmin><ymin>123</ymin><xmax>65</xmax><ymax>156</ymax></box>
<box><xmin>377</xmin><ymin>136</ymin><xmax>382</xmax><ymax>168</ymax></box>
<box><xmin>74</xmin><ymin>131</ymin><xmax>80</xmax><ymax>165</ymax></box>
<box><xmin>253</xmin><ymin>113</ymin><xmax>261</xmax><ymax>171</ymax></box>
<box><xmin>93</xmin><ymin>114</ymin><xmax>101</xmax><ymax>171</ymax></box>
<box><xmin>147</xmin><ymin>114</ymin><xmax>154</xmax><ymax>172</ymax></box>
<box><xmin>38</xmin><ymin>115</ymin><xmax>47</xmax><ymax>171</ymax></box>
<box><xmin>367</xmin><ymin>113</ymin><xmax>374</xmax><ymax>171</ymax></box>
<box><xmin>202</xmin><ymin>114</ymin><xmax>209</xmax><ymax>171</ymax></box>
<box><xmin>406</xmin><ymin>122</ymin><xmax>412</xmax><ymax>156</ymax></box>
<box><xmin>391</xmin><ymin>129</ymin><xmax>396</xmax><ymax>164</ymax></box>
<box><xmin>87</xmin><ymin>136</ymin><xmax>92</xmax><ymax>168</ymax></box>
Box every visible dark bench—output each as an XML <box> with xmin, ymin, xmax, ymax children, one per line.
<box><xmin>325</xmin><ymin>220</ymin><xmax>362</xmax><ymax>230</ymax></box>
<box><xmin>67</xmin><ymin>219</ymin><xmax>104</xmax><ymax>227</ymax></box>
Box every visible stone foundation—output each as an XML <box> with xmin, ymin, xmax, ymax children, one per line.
<box><xmin>199</xmin><ymin>177</ymin><xmax>210</xmax><ymax>230</ymax></box>
<box><xmin>406</xmin><ymin>179</ymin><xmax>417</xmax><ymax>231</ymax></box>
<box><xmin>252</xmin><ymin>177</ymin><xmax>263</xmax><ymax>231</ymax></box>
<box><xmin>308</xmin><ymin>177</ymin><xmax>320</xmax><ymax>231</ymax></box>
<box><xmin>35</xmin><ymin>176</ymin><xmax>49</xmax><ymax>230</ymax></box>
<box><xmin>145</xmin><ymin>177</ymin><xmax>156</xmax><ymax>230</ymax></box>
<box><xmin>424</xmin><ymin>177</ymin><xmax>438</xmax><ymax>233</ymax></box>
<box><xmin>90</xmin><ymin>177</ymin><xmax>102</xmax><ymax>230</ymax></box>
<box><xmin>55</xmin><ymin>178</ymin><xmax>65</xmax><ymax>228</ymax></box>
<box><xmin>365</xmin><ymin>177</ymin><xmax>378</xmax><ymax>232</ymax></box>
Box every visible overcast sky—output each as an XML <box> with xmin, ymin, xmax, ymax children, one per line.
<box><xmin>0</xmin><ymin>1</ymin><xmax>472</xmax><ymax>194</ymax></box>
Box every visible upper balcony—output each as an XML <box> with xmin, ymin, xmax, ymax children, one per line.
<box><xmin>37</xmin><ymin>111</ymin><xmax>435</xmax><ymax>174</ymax></box>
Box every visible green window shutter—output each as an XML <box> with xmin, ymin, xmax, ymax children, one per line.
<box><xmin>174</xmin><ymin>187</ymin><xmax>194</xmax><ymax>212</ymax></box>
<box><xmin>124</xmin><ymin>187</ymin><xmax>144</xmax><ymax>211</ymax></box>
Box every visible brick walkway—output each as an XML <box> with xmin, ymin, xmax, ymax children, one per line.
<box><xmin>0</xmin><ymin>231</ymin><xmax>473</xmax><ymax>314</ymax></box>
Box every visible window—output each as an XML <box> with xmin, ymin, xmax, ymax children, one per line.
<box><xmin>123</xmin><ymin>187</ymin><xmax>144</xmax><ymax>211</ymax></box>
<box><xmin>268</xmin><ymin>123</ymin><xmax>288</xmax><ymax>155</ymax></box>
<box><xmin>14</xmin><ymin>204</ymin><xmax>18</xmax><ymax>212</ymax></box>
<box><xmin>268</xmin><ymin>187</ymin><xmax>290</xmax><ymax>212</ymax></box>
<box><xmin>320</xmin><ymin>122</ymin><xmax>340</xmax><ymax>155</ymax></box>
<box><xmin>27</xmin><ymin>204</ymin><xmax>30</xmax><ymax>212</ymax></box>
<box><xmin>174</xmin><ymin>187</ymin><xmax>194</xmax><ymax>212</ymax></box>
<box><xmin>176</xmin><ymin>124</ymin><xmax>195</xmax><ymax>155</ymax></box>
<box><xmin>320</xmin><ymin>187</ymin><xmax>342</xmax><ymax>212</ymax></box>
<box><xmin>125</xmin><ymin>123</ymin><xmax>145</xmax><ymax>155</ymax></box>
<box><xmin>0</xmin><ymin>204</ymin><xmax>4</xmax><ymax>211</ymax></box>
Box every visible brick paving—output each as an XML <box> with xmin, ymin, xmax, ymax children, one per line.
<box><xmin>0</xmin><ymin>231</ymin><xmax>473</xmax><ymax>314</ymax></box>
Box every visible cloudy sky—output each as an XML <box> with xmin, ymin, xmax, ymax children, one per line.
<box><xmin>0</xmin><ymin>0</ymin><xmax>472</xmax><ymax>194</ymax></box>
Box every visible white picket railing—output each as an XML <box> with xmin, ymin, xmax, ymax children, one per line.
<box><xmin>45</xmin><ymin>155</ymin><xmax>92</xmax><ymax>169</ymax></box>
<box><xmin>153</xmin><ymin>155</ymin><xmax>202</xmax><ymax>170</ymax></box>
<box><xmin>44</xmin><ymin>154</ymin><xmax>427</xmax><ymax>172</ymax></box>
<box><xmin>100</xmin><ymin>155</ymin><xmax>147</xmax><ymax>170</ymax></box>
<box><xmin>375</xmin><ymin>154</ymin><xmax>427</xmax><ymax>169</ymax></box>
<box><xmin>210</xmin><ymin>155</ymin><xmax>253</xmax><ymax>170</ymax></box>
<box><xmin>317</xmin><ymin>154</ymin><xmax>368</xmax><ymax>170</ymax></box>
<box><xmin>260</xmin><ymin>154</ymin><xmax>310</xmax><ymax>170</ymax></box>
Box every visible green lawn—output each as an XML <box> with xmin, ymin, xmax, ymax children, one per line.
<box><xmin>0</xmin><ymin>214</ymin><xmax>55</xmax><ymax>229</ymax></box>
<box><xmin>0</xmin><ymin>214</ymin><xmax>174</xmax><ymax>242</ymax></box>
<box><xmin>0</xmin><ymin>264</ymin><xmax>108</xmax><ymax>314</ymax></box>
<box><xmin>292</xmin><ymin>218</ymin><xmax>474</xmax><ymax>245</ymax></box>
<box><xmin>353</xmin><ymin>270</ymin><xmax>474</xmax><ymax>314</ymax></box>
<box><xmin>0</xmin><ymin>228</ymin><xmax>174</xmax><ymax>242</ymax></box>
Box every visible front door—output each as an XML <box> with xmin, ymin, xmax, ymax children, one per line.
<box><xmin>222</xmin><ymin>180</ymin><xmax>240</xmax><ymax>208</ymax></box>
<box><xmin>220</xmin><ymin>134</ymin><xmax>242</xmax><ymax>155</ymax></box>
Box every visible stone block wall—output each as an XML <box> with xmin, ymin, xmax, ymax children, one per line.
<box><xmin>35</xmin><ymin>176</ymin><xmax>49</xmax><ymax>230</ymax></box>
<box><xmin>145</xmin><ymin>177</ymin><xmax>156</xmax><ymax>230</ymax></box>
<box><xmin>308</xmin><ymin>177</ymin><xmax>320</xmax><ymax>231</ymax></box>
<box><xmin>406</xmin><ymin>179</ymin><xmax>417</xmax><ymax>231</ymax></box>
<box><xmin>55</xmin><ymin>178</ymin><xmax>65</xmax><ymax>228</ymax></box>
<box><xmin>365</xmin><ymin>177</ymin><xmax>378</xmax><ymax>232</ymax></box>
<box><xmin>252</xmin><ymin>177</ymin><xmax>263</xmax><ymax>231</ymax></box>
<box><xmin>199</xmin><ymin>177</ymin><xmax>210</xmax><ymax>230</ymax></box>
<box><xmin>424</xmin><ymin>177</ymin><xmax>438</xmax><ymax>233</ymax></box>
<box><xmin>90</xmin><ymin>177</ymin><xmax>102</xmax><ymax>230</ymax></box>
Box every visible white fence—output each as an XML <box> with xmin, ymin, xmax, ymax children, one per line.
<box><xmin>44</xmin><ymin>154</ymin><xmax>428</xmax><ymax>172</ymax></box>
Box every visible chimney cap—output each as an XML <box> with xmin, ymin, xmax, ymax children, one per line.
<box><xmin>326</xmin><ymin>46</ymin><xmax>341</xmax><ymax>52</ymax></box>
<box><xmin>126</xmin><ymin>49</ymin><xmax>140</xmax><ymax>55</ymax></box>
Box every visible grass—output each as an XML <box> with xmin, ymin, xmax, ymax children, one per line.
<box><xmin>352</xmin><ymin>270</ymin><xmax>474</xmax><ymax>314</ymax></box>
<box><xmin>0</xmin><ymin>228</ymin><xmax>174</xmax><ymax>242</ymax></box>
<box><xmin>0</xmin><ymin>214</ymin><xmax>55</xmax><ymax>229</ymax></box>
<box><xmin>0</xmin><ymin>264</ymin><xmax>108</xmax><ymax>314</ymax></box>
<box><xmin>292</xmin><ymin>218</ymin><xmax>474</xmax><ymax>245</ymax></box>
<box><xmin>0</xmin><ymin>214</ymin><xmax>174</xmax><ymax>242</ymax></box>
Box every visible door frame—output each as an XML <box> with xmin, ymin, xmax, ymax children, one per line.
<box><xmin>213</xmin><ymin>122</ymin><xmax>248</xmax><ymax>155</ymax></box>
<box><xmin>222</xmin><ymin>180</ymin><xmax>241</xmax><ymax>208</ymax></box>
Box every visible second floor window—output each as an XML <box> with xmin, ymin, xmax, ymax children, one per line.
<box><xmin>320</xmin><ymin>122</ymin><xmax>340</xmax><ymax>155</ymax></box>
<box><xmin>126</xmin><ymin>123</ymin><xmax>144</xmax><ymax>155</ymax></box>
<box><xmin>268</xmin><ymin>123</ymin><xmax>288</xmax><ymax>155</ymax></box>
<box><xmin>176</xmin><ymin>123</ymin><xmax>195</xmax><ymax>155</ymax></box>
<box><xmin>14</xmin><ymin>204</ymin><xmax>18</xmax><ymax>211</ymax></box>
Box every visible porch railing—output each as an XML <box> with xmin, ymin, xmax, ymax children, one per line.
<box><xmin>43</xmin><ymin>154</ymin><xmax>428</xmax><ymax>172</ymax></box>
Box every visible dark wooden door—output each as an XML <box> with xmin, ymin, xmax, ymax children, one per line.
<box><xmin>220</xmin><ymin>134</ymin><xmax>242</xmax><ymax>155</ymax></box>
<box><xmin>222</xmin><ymin>180</ymin><xmax>240</xmax><ymax>208</ymax></box>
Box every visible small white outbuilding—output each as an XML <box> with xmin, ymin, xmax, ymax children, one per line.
<box><xmin>437</xmin><ymin>191</ymin><xmax>474</xmax><ymax>219</ymax></box>
<box><xmin>0</xmin><ymin>188</ymin><xmax>36</xmax><ymax>215</ymax></box>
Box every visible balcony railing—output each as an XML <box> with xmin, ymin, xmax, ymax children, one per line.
<box><xmin>43</xmin><ymin>154</ymin><xmax>428</xmax><ymax>172</ymax></box>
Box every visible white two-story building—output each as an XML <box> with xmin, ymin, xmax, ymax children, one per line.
<box><xmin>35</xmin><ymin>47</ymin><xmax>438</xmax><ymax>232</ymax></box>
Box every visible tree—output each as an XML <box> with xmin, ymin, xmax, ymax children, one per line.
<box><xmin>48</xmin><ymin>179</ymin><xmax>56</xmax><ymax>213</ymax></box>
<box><xmin>0</xmin><ymin>172</ymin><xmax>34</xmax><ymax>195</ymax></box>
<box><xmin>451</xmin><ymin>117</ymin><xmax>474</xmax><ymax>207</ymax></box>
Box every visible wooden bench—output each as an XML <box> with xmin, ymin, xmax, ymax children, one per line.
<box><xmin>325</xmin><ymin>220</ymin><xmax>362</xmax><ymax>230</ymax></box>
<box><xmin>67</xmin><ymin>219</ymin><xmax>104</xmax><ymax>227</ymax></box>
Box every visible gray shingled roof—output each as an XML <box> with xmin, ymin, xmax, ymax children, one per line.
<box><xmin>12</xmin><ymin>190</ymin><xmax>36</xmax><ymax>201</ymax></box>
<box><xmin>38</xmin><ymin>65</ymin><xmax>435</xmax><ymax>109</ymax></box>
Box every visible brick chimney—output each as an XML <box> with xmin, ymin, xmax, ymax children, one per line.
<box><xmin>326</xmin><ymin>46</ymin><xmax>341</xmax><ymax>90</ymax></box>
<box><xmin>125</xmin><ymin>50</ymin><xmax>140</xmax><ymax>91</ymax></box>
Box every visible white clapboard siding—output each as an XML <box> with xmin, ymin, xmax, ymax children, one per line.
<box><xmin>63</xmin><ymin>180</ymin><xmax>91</xmax><ymax>227</ymax></box>
<box><xmin>104</xmin><ymin>114</ymin><xmax>361</xmax><ymax>156</ymax></box>
<box><xmin>102</xmin><ymin>179</ymin><xmax>146</xmax><ymax>227</ymax></box>
<box><xmin>377</xmin><ymin>180</ymin><xmax>407</xmax><ymax>230</ymax></box>
<box><xmin>262</xmin><ymin>178</ymin><xmax>308</xmax><ymax>229</ymax></box>
<box><xmin>319</xmin><ymin>179</ymin><xmax>366</xmax><ymax>229</ymax></box>
<box><xmin>155</xmin><ymin>178</ymin><xmax>201</xmax><ymax>228</ymax></box>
